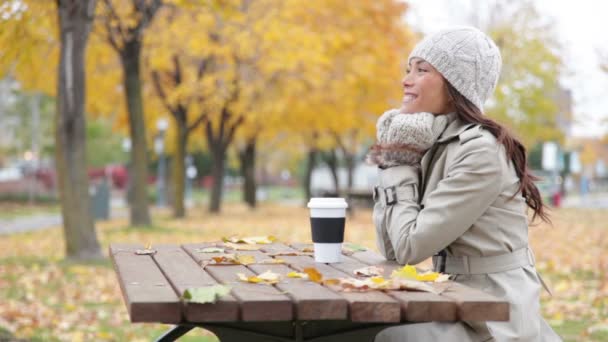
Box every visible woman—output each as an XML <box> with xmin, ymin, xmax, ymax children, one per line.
<box><xmin>368</xmin><ymin>26</ymin><xmax>561</xmax><ymax>341</ymax></box>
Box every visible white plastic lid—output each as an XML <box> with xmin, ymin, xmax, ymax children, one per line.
<box><xmin>307</xmin><ymin>197</ymin><xmax>348</xmax><ymax>209</ymax></box>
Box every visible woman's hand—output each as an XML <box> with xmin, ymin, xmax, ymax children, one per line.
<box><xmin>367</xmin><ymin>111</ymin><xmax>449</xmax><ymax>167</ymax></box>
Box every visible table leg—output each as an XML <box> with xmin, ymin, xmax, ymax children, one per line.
<box><xmin>155</xmin><ymin>325</ymin><xmax>194</xmax><ymax>342</ymax></box>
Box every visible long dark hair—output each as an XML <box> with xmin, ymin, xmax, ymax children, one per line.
<box><xmin>445</xmin><ymin>83</ymin><xmax>550</xmax><ymax>224</ymax></box>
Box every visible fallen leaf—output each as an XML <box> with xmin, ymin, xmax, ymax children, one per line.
<box><xmin>222</xmin><ymin>235</ymin><xmax>277</xmax><ymax>245</ymax></box>
<box><xmin>197</xmin><ymin>247</ymin><xmax>225</xmax><ymax>253</ymax></box>
<box><xmin>183</xmin><ymin>285</ymin><xmax>231</xmax><ymax>304</ymax></box>
<box><xmin>235</xmin><ymin>255</ymin><xmax>256</xmax><ymax>265</ymax></box>
<box><xmin>287</xmin><ymin>271</ymin><xmax>308</xmax><ymax>279</ymax></box>
<box><xmin>342</xmin><ymin>243</ymin><xmax>367</xmax><ymax>255</ymax></box>
<box><xmin>257</xmin><ymin>270</ymin><xmax>281</xmax><ymax>283</ymax></box>
<box><xmin>259</xmin><ymin>258</ymin><xmax>285</xmax><ymax>264</ymax></box>
<box><xmin>135</xmin><ymin>249</ymin><xmax>156</xmax><ymax>255</ymax></box>
<box><xmin>224</xmin><ymin>242</ymin><xmax>260</xmax><ymax>251</ymax></box>
<box><xmin>303</xmin><ymin>267</ymin><xmax>323</xmax><ymax>283</ymax></box>
<box><xmin>237</xmin><ymin>273</ymin><xmax>262</xmax><ymax>283</ymax></box>
<box><xmin>353</xmin><ymin>266</ymin><xmax>384</xmax><ymax>277</ymax></box>
<box><xmin>269</xmin><ymin>251</ymin><xmax>312</xmax><ymax>257</ymax></box>
<box><xmin>390</xmin><ymin>264</ymin><xmax>418</xmax><ymax>280</ymax></box>
<box><xmin>301</xmin><ymin>246</ymin><xmax>314</xmax><ymax>253</ymax></box>
<box><xmin>237</xmin><ymin>271</ymin><xmax>281</xmax><ymax>284</ymax></box>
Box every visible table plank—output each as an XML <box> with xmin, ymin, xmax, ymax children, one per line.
<box><xmin>330</xmin><ymin>255</ymin><xmax>458</xmax><ymax>322</ymax></box>
<box><xmin>340</xmin><ymin>248</ymin><xmax>508</xmax><ymax>321</ymax></box>
<box><xmin>152</xmin><ymin>244</ymin><xmax>239</xmax><ymax>322</ymax></box>
<box><xmin>206</xmin><ymin>265</ymin><xmax>293</xmax><ymax>321</ymax></box>
<box><xmin>437</xmin><ymin>282</ymin><xmax>510</xmax><ymax>321</ymax></box>
<box><xmin>183</xmin><ymin>243</ymin><xmax>293</xmax><ymax>321</ymax></box>
<box><xmin>248</xmin><ymin>264</ymin><xmax>348</xmax><ymax>320</ymax></box>
<box><xmin>109</xmin><ymin>243</ymin><xmax>181</xmax><ymax>323</ymax></box>
<box><xmin>279</xmin><ymin>254</ymin><xmax>401</xmax><ymax>323</ymax></box>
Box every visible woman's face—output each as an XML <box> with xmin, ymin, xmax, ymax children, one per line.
<box><xmin>400</xmin><ymin>58</ymin><xmax>454</xmax><ymax>115</ymax></box>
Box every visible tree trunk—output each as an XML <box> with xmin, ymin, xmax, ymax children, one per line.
<box><xmin>303</xmin><ymin>147</ymin><xmax>317</xmax><ymax>204</ymax></box>
<box><xmin>325</xmin><ymin>149</ymin><xmax>340</xmax><ymax>196</ymax></box>
<box><xmin>239</xmin><ymin>138</ymin><xmax>257</xmax><ymax>209</ymax></box>
<box><xmin>172</xmin><ymin>121</ymin><xmax>187</xmax><ymax>217</ymax></box>
<box><xmin>120</xmin><ymin>40</ymin><xmax>151</xmax><ymax>226</ymax></box>
<box><xmin>209</xmin><ymin>144</ymin><xmax>226</xmax><ymax>213</ymax></box>
<box><xmin>344</xmin><ymin>152</ymin><xmax>355</xmax><ymax>194</ymax></box>
<box><xmin>55</xmin><ymin>0</ymin><xmax>102</xmax><ymax>260</ymax></box>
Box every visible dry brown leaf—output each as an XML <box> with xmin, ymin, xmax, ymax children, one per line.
<box><xmin>353</xmin><ymin>265</ymin><xmax>384</xmax><ymax>277</ymax></box>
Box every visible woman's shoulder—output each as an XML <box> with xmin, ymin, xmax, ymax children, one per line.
<box><xmin>451</xmin><ymin>124</ymin><xmax>499</xmax><ymax>150</ymax></box>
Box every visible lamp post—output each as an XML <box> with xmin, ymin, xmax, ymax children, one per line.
<box><xmin>185</xmin><ymin>155</ymin><xmax>197</xmax><ymax>208</ymax></box>
<box><xmin>155</xmin><ymin>118</ymin><xmax>169</xmax><ymax>207</ymax></box>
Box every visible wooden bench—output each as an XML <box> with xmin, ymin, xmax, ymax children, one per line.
<box><xmin>110</xmin><ymin>242</ymin><xmax>509</xmax><ymax>341</ymax></box>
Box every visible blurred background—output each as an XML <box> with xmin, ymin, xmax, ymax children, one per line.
<box><xmin>0</xmin><ymin>0</ymin><xmax>606</xmax><ymax>341</ymax></box>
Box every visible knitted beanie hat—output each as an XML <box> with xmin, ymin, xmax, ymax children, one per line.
<box><xmin>408</xmin><ymin>26</ymin><xmax>502</xmax><ymax>111</ymax></box>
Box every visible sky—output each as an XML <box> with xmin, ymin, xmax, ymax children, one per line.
<box><xmin>404</xmin><ymin>0</ymin><xmax>608</xmax><ymax>138</ymax></box>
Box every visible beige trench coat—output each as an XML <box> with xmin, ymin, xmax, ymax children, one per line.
<box><xmin>373</xmin><ymin>114</ymin><xmax>561</xmax><ymax>341</ymax></box>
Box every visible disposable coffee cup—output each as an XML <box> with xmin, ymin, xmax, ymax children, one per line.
<box><xmin>307</xmin><ymin>197</ymin><xmax>348</xmax><ymax>263</ymax></box>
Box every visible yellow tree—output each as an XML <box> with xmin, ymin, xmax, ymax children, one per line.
<box><xmin>0</xmin><ymin>0</ymin><xmax>103</xmax><ymax>260</ymax></box>
<box><xmin>145</xmin><ymin>5</ymin><xmax>216</xmax><ymax>217</ymax></box>
<box><xmin>473</xmin><ymin>0</ymin><xmax>565</xmax><ymax>147</ymax></box>
<box><xmin>95</xmin><ymin>0</ymin><xmax>163</xmax><ymax>226</ymax></box>
<box><xmin>272</xmin><ymin>0</ymin><xmax>414</xmax><ymax>198</ymax></box>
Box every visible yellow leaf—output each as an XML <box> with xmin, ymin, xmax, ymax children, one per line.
<box><xmin>303</xmin><ymin>267</ymin><xmax>323</xmax><ymax>283</ymax></box>
<box><xmin>237</xmin><ymin>273</ymin><xmax>261</xmax><ymax>283</ymax></box>
<box><xmin>235</xmin><ymin>255</ymin><xmax>256</xmax><ymax>265</ymax></box>
<box><xmin>415</xmin><ymin>272</ymin><xmax>440</xmax><ymax>282</ymax></box>
<box><xmin>224</xmin><ymin>242</ymin><xmax>260</xmax><ymax>251</ymax></box>
<box><xmin>390</xmin><ymin>264</ymin><xmax>418</xmax><ymax>280</ymax></box>
<box><xmin>257</xmin><ymin>270</ymin><xmax>281</xmax><ymax>284</ymax></box>
<box><xmin>287</xmin><ymin>271</ymin><xmax>308</xmax><ymax>278</ymax></box>
<box><xmin>370</xmin><ymin>277</ymin><xmax>387</xmax><ymax>285</ymax></box>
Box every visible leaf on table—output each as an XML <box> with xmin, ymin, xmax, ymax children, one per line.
<box><xmin>237</xmin><ymin>273</ymin><xmax>262</xmax><ymax>283</ymax></box>
<box><xmin>223</xmin><ymin>242</ymin><xmax>260</xmax><ymax>251</ymax></box>
<box><xmin>182</xmin><ymin>285</ymin><xmax>231</xmax><ymax>304</ymax></box>
<box><xmin>303</xmin><ymin>267</ymin><xmax>323</xmax><ymax>283</ymax></box>
<box><xmin>342</xmin><ymin>243</ymin><xmax>367</xmax><ymax>255</ymax></box>
<box><xmin>268</xmin><ymin>251</ymin><xmax>312</xmax><ymax>257</ymax></box>
<box><xmin>390</xmin><ymin>264</ymin><xmax>449</xmax><ymax>282</ymax></box>
<box><xmin>135</xmin><ymin>248</ymin><xmax>156</xmax><ymax>255</ymax></box>
<box><xmin>237</xmin><ymin>270</ymin><xmax>281</xmax><ymax>284</ymax></box>
<box><xmin>390</xmin><ymin>264</ymin><xmax>418</xmax><ymax>280</ymax></box>
<box><xmin>222</xmin><ymin>235</ymin><xmax>277</xmax><ymax>245</ymax></box>
<box><xmin>257</xmin><ymin>270</ymin><xmax>281</xmax><ymax>283</ymax></box>
<box><xmin>287</xmin><ymin>271</ymin><xmax>308</xmax><ymax>279</ymax></box>
<box><xmin>353</xmin><ymin>265</ymin><xmax>384</xmax><ymax>277</ymax></box>
<box><xmin>196</xmin><ymin>247</ymin><xmax>225</xmax><ymax>253</ymax></box>
<box><xmin>434</xmin><ymin>274</ymin><xmax>451</xmax><ymax>283</ymax></box>
<box><xmin>259</xmin><ymin>258</ymin><xmax>285</xmax><ymax>264</ymax></box>
<box><xmin>301</xmin><ymin>246</ymin><xmax>314</xmax><ymax>253</ymax></box>
<box><xmin>243</xmin><ymin>236</ymin><xmax>277</xmax><ymax>244</ymax></box>
<box><xmin>388</xmin><ymin>278</ymin><xmax>440</xmax><ymax>294</ymax></box>
<box><xmin>235</xmin><ymin>254</ymin><xmax>256</xmax><ymax>265</ymax></box>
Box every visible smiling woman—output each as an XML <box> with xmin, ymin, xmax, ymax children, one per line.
<box><xmin>400</xmin><ymin>58</ymin><xmax>454</xmax><ymax>115</ymax></box>
<box><xmin>368</xmin><ymin>26</ymin><xmax>562</xmax><ymax>341</ymax></box>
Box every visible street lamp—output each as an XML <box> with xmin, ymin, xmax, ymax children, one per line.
<box><xmin>185</xmin><ymin>155</ymin><xmax>197</xmax><ymax>208</ymax></box>
<box><xmin>155</xmin><ymin>118</ymin><xmax>169</xmax><ymax>207</ymax></box>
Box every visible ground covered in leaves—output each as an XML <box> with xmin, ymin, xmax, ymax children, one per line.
<box><xmin>0</xmin><ymin>204</ymin><xmax>606</xmax><ymax>341</ymax></box>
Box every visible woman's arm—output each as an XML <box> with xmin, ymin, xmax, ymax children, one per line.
<box><xmin>381</xmin><ymin>136</ymin><xmax>503</xmax><ymax>265</ymax></box>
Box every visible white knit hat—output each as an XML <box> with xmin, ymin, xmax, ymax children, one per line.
<box><xmin>408</xmin><ymin>26</ymin><xmax>502</xmax><ymax>111</ymax></box>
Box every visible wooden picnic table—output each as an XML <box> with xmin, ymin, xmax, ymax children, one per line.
<box><xmin>110</xmin><ymin>242</ymin><xmax>509</xmax><ymax>342</ymax></box>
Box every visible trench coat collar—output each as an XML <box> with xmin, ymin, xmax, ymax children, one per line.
<box><xmin>436</xmin><ymin>112</ymin><xmax>476</xmax><ymax>144</ymax></box>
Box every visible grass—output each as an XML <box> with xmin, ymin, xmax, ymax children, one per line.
<box><xmin>0</xmin><ymin>203</ymin><xmax>606</xmax><ymax>341</ymax></box>
<box><xmin>0</xmin><ymin>202</ymin><xmax>59</xmax><ymax>219</ymax></box>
